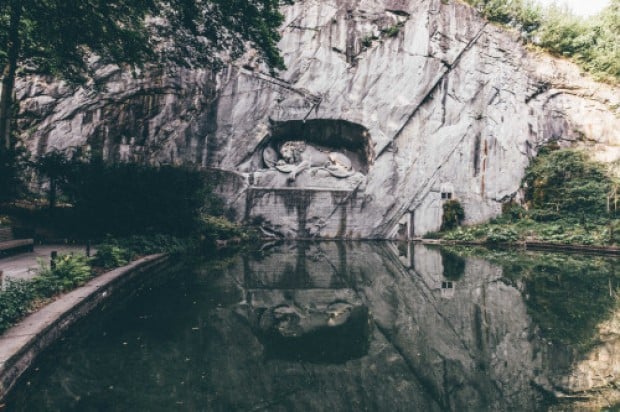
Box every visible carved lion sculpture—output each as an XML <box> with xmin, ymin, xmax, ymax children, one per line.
<box><xmin>275</xmin><ymin>141</ymin><xmax>354</xmax><ymax>181</ymax></box>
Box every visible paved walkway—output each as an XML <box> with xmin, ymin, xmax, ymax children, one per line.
<box><xmin>0</xmin><ymin>245</ymin><xmax>93</xmax><ymax>284</ymax></box>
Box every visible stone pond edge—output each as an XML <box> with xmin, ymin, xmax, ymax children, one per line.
<box><xmin>0</xmin><ymin>253</ymin><xmax>169</xmax><ymax>402</ymax></box>
<box><xmin>419</xmin><ymin>239</ymin><xmax>620</xmax><ymax>256</ymax></box>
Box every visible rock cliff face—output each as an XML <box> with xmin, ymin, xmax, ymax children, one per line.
<box><xmin>17</xmin><ymin>0</ymin><xmax>620</xmax><ymax>238</ymax></box>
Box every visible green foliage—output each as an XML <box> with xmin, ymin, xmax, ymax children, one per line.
<box><xmin>381</xmin><ymin>24</ymin><xmax>402</xmax><ymax>38</ymax></box>
<box><xmin>0</xmin><ymin>253</ymin><xmax>92</xmax><ymax>333</ymax></box>
<box><xmin>537</xmin><ymin>1</ymin><xmax>620</xmax><ymax>81</ymax></box>
<box><xmin>200</xmin><ymin>215</ymin><xmax>247</xmax><ymax>241</ymax></box>
<box><xmin>0</xmin><ymin>280</ymin><xmax>37</xmax><ymax>334</ymax></box>
<box><xmin>93</xmin><ymin>234</ymin><xmax>195</xmax><ymax>269</ymax></box>
<box><xmin>33</xmin><ymin>149</ymin><xmax>75</xmax><ymax>209</ymax></box>
<box><xmin>485</xmin><ymin>226</ymin><xmax>519</xmax><ymax>243</ymax></box>
<box><xmin>0</xmin><ymin>0</ymin><xmax>292</xmax><ymax>80</ymax></box>
<box><xmin>527</xmin><ymin>209</ymin><xmax>561</xmax><ymax>222</ymax></box>
<box><xmin>35</xmin><ymin>254</ymin><xmax>93</xmax><ymax>295</ymax></box>
<box><xmin>113</xmin><ymin>234</ymin><xmax>195</xmax><ymax>255</ymax></box>
<box><xmin>43</xmin><ymin>158</ymin><xmax>212</xmax><ymax>237</ymax></box>
<box><xmin>92</xmin><ymin>244</ymin><xmax>132</xmax><ymax>269</ymax></box>
<box><xmin>523</xmin><ymin>148</ymin><xmax>613</xmax><ymax>216</ymax></box>
<box><xmin>0</xmin><ymin>0</ymin><xmax>293</xmax><ymax>168</ymax></box>
<box><xmin>0</xmin><ymin>145</ymin><xmax>27</xmax><ymax>203</ymax></box>
<box><xmin>463</xmin><ymin>0</ymin><xmax>619</xmax><ymax>82</ymax></box>
<box><xmin>441</xmin><ymin>200</ymin><xmax>465</xmax><ymax>231</ymax></box>
<box><xmin>499</xmin><ymin>202</ymin><xmax>527</xmax><ymax>223</ymax></box>
<box><xmin>465</xmin><ymin>0</ymin><xmax>543</xmax><ymax>34</ymax></box>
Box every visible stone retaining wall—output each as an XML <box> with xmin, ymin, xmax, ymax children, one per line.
<box><xmin>0</xmin><ymin>254</ymin><xmax>169</xmax><ymax>401</ymax></box>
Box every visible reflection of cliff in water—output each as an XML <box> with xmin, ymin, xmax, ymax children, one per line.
<box><xmin>239</xmin><ymin>241</ymin><xmax>556</xmax><ymax>410</ymax></box>
<box><xmin>241</xmin><ymin>242</ymin><xmax>619</xmax><ymax>410</ymax></box>
<box><xmin>7</xmin><ymin>242</ymin><xmax>619</xmax><ymax>411</ymax></box>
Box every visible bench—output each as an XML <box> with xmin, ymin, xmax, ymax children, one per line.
<box><xmin>0</xmin><ymin>227</ymin><xmax>34</xmax><ymax>257</ymax></box>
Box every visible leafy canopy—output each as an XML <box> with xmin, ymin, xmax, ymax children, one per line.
<box><xmin>0</xmin><ymin>0</ymin><xmax>292</xmax><ymax>82</ymax></box>
<box><xmin>463</xmin><ymin>0</ymin><xmax>620</xmax><ymax>82</ymax></box>
<box><xmin>523</xmin><ymin>148</ymin><xmax>614</xmax><ymax>216</ymax></box>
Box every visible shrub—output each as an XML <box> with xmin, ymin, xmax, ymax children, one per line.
<box><xmin>501</xmin><ymin>202</ymin><xmax>527</xmax><ymax>222</ymax></box>
<box><xmin>485</xmin><ymin>227</ymin><xmax>519</xmax><ymax>243</ymax></box>
<box><xmin>523</xmin><ymin>149</ymin><xmax>613</xmax><ymax>217</ymax></box>
<box><xmin>528</xmin><ymin>209</ymin><xmax>561</xmax><ymax>222</ymax></box>
<box><xmin>443</xmin><ymin>229</ymin><xmax>476</xmax><ymax>241</ymax></box>
<box><xmin>114</xmin><ymin>234</ymin><xmax>194</xmax><ymax>255</ymax></box>
<box><xmin>463</xmin><ymin>0</ymin><xmax>619</xmax><ymax>82</ymax></box>
<box><xmin>0</xmin><ymin>280</ymin><xmax>37</xmax><ymax>334</ymax></box>
<box><xmin>441</xmin><ymin>200</ymin><xmax>465</xmax><ymax>231</ymax></box>
<box><xmin>382</xmin><ymin>24</ymin><xmax>402</xmax><ymax>37</ymax></box>
<box><xmin>361</xmin><ymin>36</ymin><xmax>373</xmax><ymax>47</ymax></box>
<box><xmin>201</xmin><ymin>215</ymin><xmax>245</xmax><ymax>240</ymax></box>
<box><xmin>40</xmin><ymin>157</ymin><xmax>214</xmax><ymax>237</ymax></box>
<box><xmin>35</xmin><ymin>254</ymin><xmax>93</xmax><ymax>295</ymax></box>
<box><xmin>92</xmin><ymin>244</ymin><xmax>132</xmax><ymax>269</ymax></box>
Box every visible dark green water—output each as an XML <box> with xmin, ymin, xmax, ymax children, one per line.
<box><xmin>6</xmin><ymin>242</ymin><xmax>620</xmax><ymax>411</ymax></box>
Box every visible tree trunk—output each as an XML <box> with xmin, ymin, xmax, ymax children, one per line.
<box><xmin>49</xmin><ymin>177</ymin><xmax>57</xmax><ymax>212</ymax></box>
<box><xmin>0</xmin><ymin>1</ymin><xmax>22</xmax><ymax>151</ymax></box>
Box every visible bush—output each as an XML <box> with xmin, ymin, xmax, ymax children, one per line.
<box><xmin>463</xmin><ymin>0</ymin><xmax>619</xmax><ymax>82</ymax></box>
<box><xmin>201</xmin><ymin>215</ymin><xmax>245</xmax><ymax>241</ymax></box>
<box><xmin>382</xmin><ymin>24</ymin><xmax>402</xmax><ymax>37</ymax></box>
<box><xmin>485</xmin><ymin>227</ymin><xmax>519</xmax><ymax>243</ymax></box>
<box><xmin>92</xmin><ymin>244</ymin><xmax>132</xmax><ymax>269</ymax></box>
<box><xmin>35</xmin><ymin>155</ymin><xmax>216</xmax><ymax>237</ymax></box>
<box><xmin>114</xmin><ymin>234</ymin><xmax>194</xmax><ymax>255</ymax></box>
<box><xmin>523</xmin><ymin>149</ymin><xmax>613</xmax><ymax>217</ymax></box>
<box><xmin>35</xmin><ymin>254</ymin><xmax>93</xmax><ymax>295</ymax></box>
<box><xmin>528</xmin><ymin>209</ymin><xmax>561</xmax><ymax>222</ymax></box>
<box><xmin>0</xmin><ymin>280</ymin><xmax>37</xmax><ymax>334</ymax></box>
<box><xmin>494</xmin><ymin>202</ymin><xmax>527</xmax><ymax>224</ymax></box>
<box><xmin>441</xmin><ymin>200</ymin><xmax>465</xmax><ymax>231</ymax></box>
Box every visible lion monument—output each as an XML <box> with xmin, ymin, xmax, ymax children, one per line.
<box><xmin>271</xmin><ymin>141</ymin><xmax>355</xmax><ymax>182</ymax></box>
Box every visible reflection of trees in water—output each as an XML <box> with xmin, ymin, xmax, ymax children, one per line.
<box><xmin>492</xmin><ymin>250</ymin><xmax>620</xmax><ymax>351</ymax></box>
<box><xmin>440</xmin><ymin>249</ymin><xmax>466</xmax><ymax>281</ymax></box>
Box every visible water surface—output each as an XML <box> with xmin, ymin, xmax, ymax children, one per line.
<box><xmin>6</xmin><ymin>242</ymin><xmax>620</xmax><ymax>411</ymax></box>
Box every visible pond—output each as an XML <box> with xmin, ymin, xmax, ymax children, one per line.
<box><xmin>6</xmin><ymin>242</ymin><xmax>620</xmax><ymax>411</ymax></box>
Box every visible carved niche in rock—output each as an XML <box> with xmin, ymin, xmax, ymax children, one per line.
<box><xmin>267</xmin><ymin>140</ymin><xmax>355</xmax><ymax>181</ymax></box>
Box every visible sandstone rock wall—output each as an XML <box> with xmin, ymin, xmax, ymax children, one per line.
<box><xmin>17</xmin><ymin>0</ymin><xmax>620</xmax><ymax>238</ymax></box>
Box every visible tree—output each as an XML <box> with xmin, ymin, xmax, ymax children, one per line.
<box><xmin>0</xmin><ymin>0</ymin><xmax>291</xmax><ymax>153</ymax></box>
<box><xmin>464</xmin><ymin>0</ymin><xmax>619</xmax><ymax>82</ymax></box>
<box><xmin>523</xmin><ymin>148</ymin><xmax>613</xmax><ymax>216</ymax></box>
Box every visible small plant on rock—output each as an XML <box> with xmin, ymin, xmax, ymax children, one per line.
<box><xmin>441</xmin><ymin>200</ymin><xmax>465</xmax><ymax>231</ymax></box>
